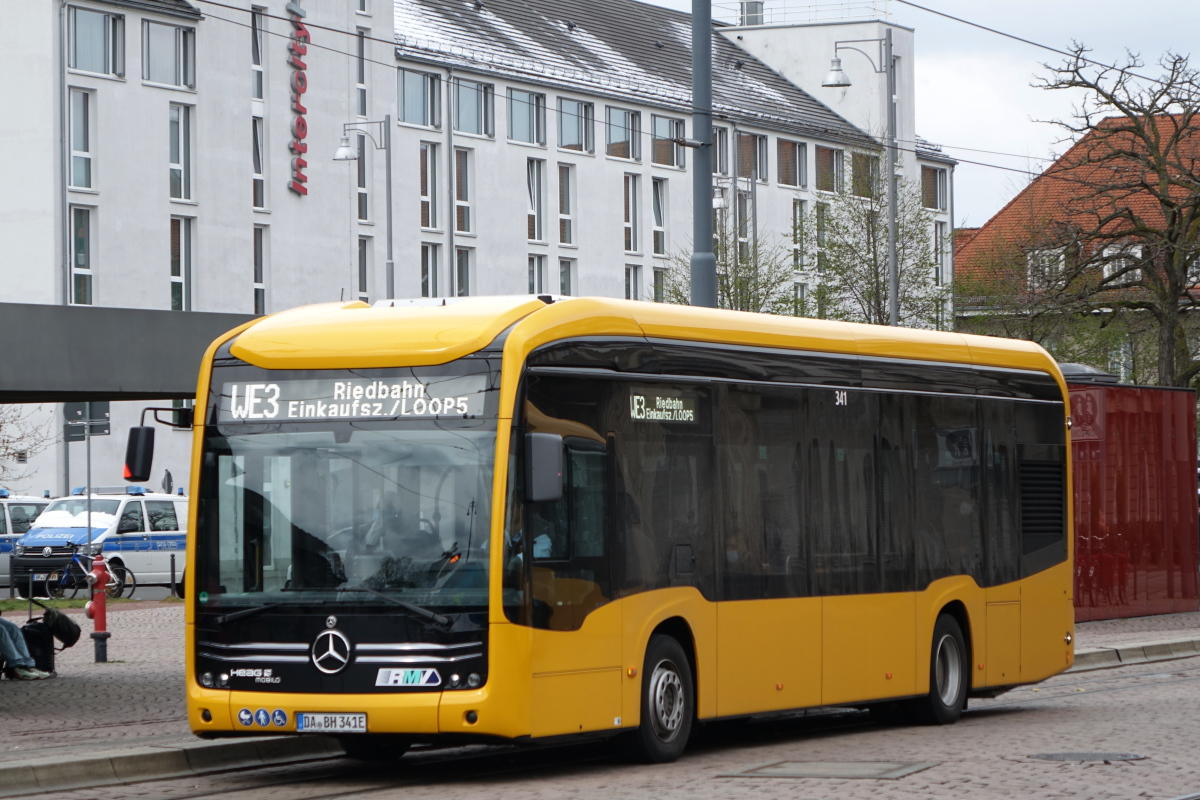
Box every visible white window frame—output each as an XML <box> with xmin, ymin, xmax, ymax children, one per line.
<box><xmin>934</xmin><ymin>221</ymin><xmax>947</xmax><ymax>285</ymax></box>
<box><xmin>1026</xmin><ymin>248</ymin><xmax>1065</xmax><ymax>290</ymax></box>
<box><xmin>652</xmin><ymin>115</ymin><xmax>685</xmax><ymax>168</ymax></box>
<box><xmin>557</xmin><ymin>98</ymin><xmax>594</xmax><ymax>153</ymax></box>
<box><xmin>455</xmin><ymin>247</ymin><xmax>472</xmax><ymax>296</ymax></box>
<box><xmin>559</xmin><ymin>258</ymin><xmax>574</xmax><ymax>295</ymax></box>
<box><xmin>792</xmin><ymin>198</ymin><xmax>805</xmax><ymax>268</ymax></box>
<box><xmin>625</xmin><ymin>264</ymin><xmax>641</xmax><ymax>301</ymax></box>
<box><xmin>71</xmin><ymin>206</ymin><xmax>94</xmax><ymax>305</ymax></box>
<box><xmin>653</xmin><ymin>267</ymin><xmax>666</xmax><ymax>303</ymax></box>
<box><xmin>558</xmin><ymin>163</ymin><xmax>574</xmax><ymax>245</ymax></box>
<box><xmin>527</xmin><ymin>159</ymin><xmax>544</xmax><ymax>242</ymax></box>
<box><xmin>253</xmin><ymin>225</ymin><xmax>267</xmax><ymax>314</ymax></box>
<box><xmin>169</xmin><ymin>103</ymin><xmax>191</xmax><ymax>200</ymax></box>
<box><xmin>69</xmin><ymin>89</ymin><xmax>93</xmax><ymax>189</ymax></box>
<box><xmin>399</xmin><ymin>69</ymin><xmax>440</xmax><ymax>128</ymax></box>
<box><xmin>170</xmin><ymin>216</ymin><xmax>192</xmax><ymax>311</ymax></box>
<box><xmin>421</xmin><ymin>242</ymin><xmax>439</xmax><ymax>297</ymax></box>
<box><xmin>508</xmin><ymin>89</ymin><xmax>546</xmax><ymax>145</ymax></box>
<box><xmin>142</xmin><ymin>21</ymin><xmax>195</xmax><ymax>88</ymax></box>
<box><xmin>357</xmin><ymin>236</ymin><xmax>371</xmax><ymax>302</ymax></box>
<box><xmin>252</xmin><ymin>116</ymin><xmax>266</xmax><ymax>209</ymax></box>
<box><xmin>815</xmin><ymin>145</ymin><xmax>844</xmax><ymax>193</ymax></box>
<box><xmin>420</xmin><ymin>142</ymin><xmax>438</xmax><ymax>229</ymax></box>
<box><xmin>355</xmin><ymin>29</ymin><xmax>367</xmax><ymax>117</ymax></box>
<box><xmin>68</xmin><ymin>7</ymin><xmax>124</xmax><ymax>77</ymax></box>
<box><xmin>528</xmin><ymin>254</ymin><xmax>545</xmax><ymax>294</ymax></box>
<box><xmin>453</xmin><ymin>79</ymin><xmax>494</xmax><ymax>137</ymax></box>
<box><xmin>623</xmin><ymin>173</ymin><xmax>639</xmax><ymax>253</ymax></box>
<box><xmin>454</xmin><ymin>148</ymin><xmax>472</xmax><ymax>233</ymax></box>
<box><xmin>1102</xmin><ymin>243</ymin><xmax>1143</xmax><ymax>282</ymax></box>
<box><xmin>778</xmin><ymin>139</ymin><xmax>806</xmax><ymax>187</ymax></box>
<box><xmin>851</xmin><ymin>152</ymin><xmax>880</xmax><ymax>198</ymax></box>
<box><xmin>251</xmin><ymin>8</ymin><xmax>265</xmax><ymax>100</ymax></box>
<box><xmin>922</xmin><ymin>166</ymin><xmax>948</xmax><ymax>211</ymax></box>
<box><xmin>737</xmin><ymin>132</ymin><xmax>767</xmax><ymax>181</ymax></box>
<box><xmin>605</xmin><ymin>107</ymin><xmax>641</xmax><ymax>161</ymax></box>
<box><xmin>652</xmin><ymin>178</ymin><xmax>667</xmax><ymax>256</ymax></box>
<box><xmin>713</xmin><ymin>127</ymin><xmax>729</xmax><ymax>175</ymax></box>
<box><xmin>356</xmin><ymin>134</ymin><xmax>369</xmax><ymax>221</ymax></box>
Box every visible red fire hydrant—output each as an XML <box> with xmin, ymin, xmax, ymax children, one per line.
<box><xmin>85</xmin><ymin>555</ymin><xmax>111</xmax><ymax>663</ymax></box>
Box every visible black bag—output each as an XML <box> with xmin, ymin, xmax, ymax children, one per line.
<box><xmin>21</xmin><ymin>621</ymin><xmax>55</xmax><ymax>674</ymax></box>
<box><xmin>42</xmin><ymin>607</ymin><xmax>81</xmax><ymax>649</ymax></box>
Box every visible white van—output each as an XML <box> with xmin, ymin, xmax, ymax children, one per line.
<box><xmin>0</xmin><ymin>490</ymin><xmax>50</xmax><ymax>587</ymax></box>
<box><xmin>13</xmin><ymin>487</ymin><xmax>187</xmax><ymax>594</ymax></box>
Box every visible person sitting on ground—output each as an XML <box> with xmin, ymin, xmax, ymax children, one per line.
<box><xmin>0</xmin><ymin>615</ymin><xmax>53</xmax><ymax>681</ymax></box>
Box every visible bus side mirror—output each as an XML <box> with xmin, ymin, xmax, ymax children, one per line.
<box><xmin>525</xmin><ymin>433</ymin><xmax>563</xmax><ymax>503</ymax></box>
<box><xmin>124</xmin><ymin>426</ymin><xmax>155</xmax><ymax>483</ymax></box>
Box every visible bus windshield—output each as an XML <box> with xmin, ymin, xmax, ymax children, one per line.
<box><xmin>194</xmin><ymin>361</ymin><xmax>500</xmax><ymax>613</ymax></box>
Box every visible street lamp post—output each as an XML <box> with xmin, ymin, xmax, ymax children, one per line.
<box><xmin>334</xmin><ymin>115</ymin><xmax>394</xmax><ymax>300</ymax></box>
<box><xmin>690</xmin><ymin>0</ymin><xmax>717</xmax><ymax>309</ymax></box>
<box><xmin>822</xmin><ymin>28</ymin><xmax>899</xmax><ymax>326</ymax></box>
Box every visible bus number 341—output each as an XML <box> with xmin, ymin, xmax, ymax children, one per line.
<box><xmin>834</xmin><ymin>390</ymin><xmax>848</xmax><ymax>406</ymax></box>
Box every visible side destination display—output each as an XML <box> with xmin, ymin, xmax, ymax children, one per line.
<box><xmin>217</xmin><ymin>374</ymin><xmax>488</xmax><ymax>422</ymax></box>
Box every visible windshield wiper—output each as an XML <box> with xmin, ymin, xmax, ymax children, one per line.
<box><xmin>338</xmin><ymin>587</ymin><xmax>451</xmax><ymax>628</ymax></box>
<box><xmin>214</xmin><ymin>602</ymin><xmax>287</xmax><ymax>626</ymax></box>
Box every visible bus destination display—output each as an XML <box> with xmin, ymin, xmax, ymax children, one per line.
<box><xmin>218</xmin><ymin>375</ymin><xmax>487</xmax><ymax>422</ymax></box>
<box><xmin>630</xmin><ymin>390</ymin><xmax>697</xmax><ymax>423</ymax></box>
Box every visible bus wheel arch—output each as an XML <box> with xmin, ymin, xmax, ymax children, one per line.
<box><xmin>622</xmin><ymin>622</ymin><xmax>695</xmax><ymax>763</ymax></box>
<box><xmin>937</xmin><ymin>600</ymin><xmax>973</xmax><ymax>687</ymax></box>
<box><xmin>648</xmin><ymin>616</ymin><xmax>697</xmax><ymax>694</ymax></box>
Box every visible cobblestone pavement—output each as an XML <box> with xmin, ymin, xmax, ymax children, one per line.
<box><xmin>5</xmin><ymin>604</ymin><xmax>1200</xmax><ymax>797</ymax></box>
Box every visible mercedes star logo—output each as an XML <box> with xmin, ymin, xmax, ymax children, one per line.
<box><xmin>42</xmin><ymin>546</ymin><xmax>53</xmax><ymax>558</ymax></box>
<box><xmin>311</xmin><ymin>629</ymin><xmax>352</xmax><ymax>674</ymax></box>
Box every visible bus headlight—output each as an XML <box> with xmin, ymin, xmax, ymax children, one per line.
<box><xmin>448</xmin><ymin>674</ymin><xmax>461</xmax><ymax>688</ymax></box>
<box><xmin>467</xmin><ymin>673</ymin><xmax>481</xmax><ymax>688</ymax></box>
<box><xmin>218</xmin><ymin>673</ymin><xmax>230</xmax><ymax>688</ymax></box>
<box><xmin>200</xmin><ymin>672</ymin><xmax>214</xmax><ymax>688</ymax></box>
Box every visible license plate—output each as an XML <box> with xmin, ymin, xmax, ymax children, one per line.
<box><xmin>296</xmin><ymin>713</ymin><xmax>367</xmax><ymax>733</ymax></box>
<box><xmin>32</xmin><ymin>573</ymin><xmax>48</xmax><ymax>581</ymax></box>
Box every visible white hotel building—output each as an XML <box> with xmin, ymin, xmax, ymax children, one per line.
<box><xmin>0</xmin><ymin>0</ymin><xmax>953</xmax><ymax>495</ymax></box>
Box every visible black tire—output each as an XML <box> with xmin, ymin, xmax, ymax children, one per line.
<box><xmin>620</xmin><ymin>634</ymin><xmax>694</xmax><ymax>763</ymax></box>
<box><xmin>338</xmin><ymin>735</ymin><xmax>411</xmax><ymax>761</ymax></box>
<box><xmin>912</xmin><ymin>614</ymin><xmax>969</xmax><ymax>725</ymax></box>
<box><xmin>105</xmin><ymin>564</ymin><xmax>133</xmax><ymax>599</ymax></box>
<box><xmin>45</xmin><ymin>568</ymin><xmax>70</xmax><ymax>600</ymax></box>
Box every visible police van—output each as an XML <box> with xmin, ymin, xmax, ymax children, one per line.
<box><xmin>13</xmin><ymin>487</ymin><xmax>187</xmax><ymax>596</ymax></box>
<box><xmin>0</xmin><ymin>490</ymin><xmax>50</xmax><ymax>587</ymax></box>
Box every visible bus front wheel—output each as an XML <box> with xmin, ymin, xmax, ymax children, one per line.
<box><xmin>621</xmin><ymin>634</ymin><xmax>694</xmax><ymax>763</ymax></box>
<box><xmin>913</xmin><ymin>614</ymin><xmax>969</xmax><ymax>725</ymax></box>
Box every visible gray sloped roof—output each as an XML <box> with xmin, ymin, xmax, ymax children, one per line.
<box><xmin>88</xmin><ymin>0</ymin><xmax>201</xmax><ymax>20</ymax></box>
<box><xmin>393</xmin><ymin>0</ymin><xmax>874</xmax><ymax>147</ymax></box>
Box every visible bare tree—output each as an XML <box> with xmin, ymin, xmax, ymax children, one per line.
<box><xmin>799</xmin><ymin>174</ymin><xmax>949</xmax><ymax>327</ymax></box>
<box><xmin>1036</xmin><ymin>46</ymin><xmax>1200</xmax><ymax>386</ymax></box>
<box><xmin>0</xmin><ymin>405</ymin><xmax>55</xmax><ymax>488</ymax></box>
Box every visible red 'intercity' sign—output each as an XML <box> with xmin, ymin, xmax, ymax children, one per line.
<box><xmin>287</xmin><ymin>0</ymin><xmax>309</xmax><ymax>195</ymax></box>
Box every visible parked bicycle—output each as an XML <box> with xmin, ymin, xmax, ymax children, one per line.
<box><xmin>44</xmin><ymin>547</ymin><xmax>136</xmax><ymax>600</ymax></box>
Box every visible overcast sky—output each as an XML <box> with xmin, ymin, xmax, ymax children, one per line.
<box><xmin>646</xmin><ymin>0</ymin><xmax>1195</xmax><ymax>227</ymax></box>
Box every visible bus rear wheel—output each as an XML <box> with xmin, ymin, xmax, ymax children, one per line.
<box><xmin>338</xmin><ymin>735</ymin><xmax>410</xmax><ymax>761</ymax></box>
<box><xmin>621</xmin><ymin>634</ymin><xmax>693</xmax><ymax>763</ymax></box>
<box><xmin>912</xmin><ymin>614</ymin><xmax>969</xmax><ymax>725</ymax></box>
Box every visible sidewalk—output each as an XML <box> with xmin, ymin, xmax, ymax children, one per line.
<box><xmin>2</xmin><ymin>603</ymin><xmax>1200</xmax><ymax>797</ymax></box>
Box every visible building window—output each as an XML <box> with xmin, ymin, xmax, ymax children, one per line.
<box><xmin>170</xmin><ymin>216</ymin><xmax>191</xmax><ymax>311</ymax></box>
<box><xmin>169</xmin><ymin>104</ymin><xmax>191</xmax><ymax>200</ymax></box>
<box><xmin>143</xmin><ymin>21</ymin><xmax>195</xmax><ymax>88</ymax></box>
<box><xmin>355</xmin><ymin>29</ymin><xmax>367</xmax><ymax>116</ymax></box>
<box><xmin>652</xmin><ymin>178</ymin><xmax>667</xmax><ymax>256</ymax></box>
<box><xmin>357</xmin><ymin>237</ymin><xmax>370</xmax><ymax>302</ymax></box>
<box><xmin>737</xmin><ymin>132</ymin><xmax>767</xmax><ymax>180</ymax></box>
<box><xmin>778</xmin><ymin>139</ymin><xmax>806</xmax><ymax>187</ymax></box>
<box><xmin>558</xmin><ymin>98</ymin><xmax>593</xmax><ymax>152</ymax></box>
<box><xmin>851</xmin><ymin>152</ymin><xmax>879</xmax><ymax>198</ymax></box>
<box><xmin>710</xmin><ymin>126</ymin><xmax>729</xmax><ymax>175</ymax></box>
<box><xmin>71</xmin><ymin>207</ymin><xmax>93</xmax><ymax>305</ymax></box>
<box><xmin>623</xmin><ymin>174</ymin><xmax>639</xmax><ymax>252</ymax></box>
<box><xmin>253</xmin><ymin>226</ymin><xmax>267</xmax><ymax>314</ymax></box>
<box><xmin>252</xmin><ymin>117</ymin><xmax>265</xmax><ymax>208</ymax></box>
<box><xmin>740</xmin><ymin>0</ymin><xmax>764</xmax><ymax>25</ymax></box>
<box><xmin>922</xmin><ymin>166</ymin><xmax>948</xmax><ymax>210</ymax></box>
<box><xmin>454</xmin><ymin>148</ymin><xmax>472</xmax><ymax>233</ymax></box>
<box><xmin>559</xmin><ymin>258</ymin><xmax>574</xmax><ymax>295</ymax></box>
<box><xmin>356</xmin><ymin>134</ymin><xmax>369</xmax><ymax>221</ymax></box>
<box><xmin>508</xmin><ymin>90</ymin><xmax>545</xmax><ymax>145</ymax></box>
<box><xmin>606</xmin><ymin>107</ymin><xmax>640</xmax><ymax>160</ymax></box>
<box><xmin>69</xmin><ymin>7</ymin><xmax>124</xmax><ymax>77</ymax></box>
<box><xmin>69</xmin><ymin>89</ymin><xmax>92</xmax><ymax>189</ymax></box>
<box><xmin>652</xmin><ymin>115</ymin><xmax>685</xmax><ymax>167</ymax></box>
<box><xmin>653</xmin><ymin>268</ymin><xmax>666</xmax><ymax>302</ymax></box>
<box><xmin>421</xmin><ymin>243</ymin><xmax>439</xmax><ymax>297</ymax></box>
<box><xmin>1102</xmin><ymin>243</ymin><xmax>1143</xmax><ymax>282</ymax></box>
<box><xmin>815</xmin><ymin>146</ymin><xmax>843</xmax><ymax>193</ymax></box>
<box><xmin>528</xmin><ymin>254</ymin><xmax>545</xmax><ymax>294</ymax></box>
<box><xmin>527</xmin><ymin>159</ymin><xmax>544</xmax><ymax>241</ymax></box>
<box><xmin>735</xmin><ymin>191</ymin><xmax>751</xmax><ymax>263</ymax></box>
<box><xmin>815</xmin><ymin>202</ymin><xmax>828</xmax><ymax>274</ymax></box>
<box><xmin>934</xmin><ymin>221</ymin><xmax>948</xmax><ymax>285</ymax></box>
<box><xmin>558</xmin><ymin>164</ymin><xmax>574</xmax><ymax>244</ymax></box>
<box><xmin>793</xmin><ymin>282</ymin><xmax>807</xmax><ymax>315</ymax></box>
<box><xmin>251</xmin><ymin>8</ymin><xmax>264</xmax><ymax>99</ymax></box>
<box><xmin>455</xmin><ymin>248</ymin><xmax>471</xmax><ymax>296</ymax></box>
<box><xmin>792</xmin><ymin>198</ymin><xmax>805</xmax><ymax>268</ymax></box>
<box><xmin>420</xmin><ymin>142</ymin><xmax>438</xmax><ymax>229</ymax></box>
<box><xmin>625</xmin><ymin>264</ymin><xmax>641</xmax><ymax>300</ymax></box>
<box><xmin>357</xmin><ymin>0</ymin><xmax>368</xmax><ymax>11</ymax></box>
<box><xmin>400</xmin><ymin>69</ymin><xmax>439</xmax><ymax>127</ymax></box>
<box><xmin>454</xmin><ymin>79</ymin><xmax>494</xmax><ymax>136</ymax></box>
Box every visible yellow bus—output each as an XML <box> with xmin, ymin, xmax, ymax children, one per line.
<box><xmin>136</xmin><ymin>296</ymin><xmax>1074</xmax><ymax>762</ymax></box>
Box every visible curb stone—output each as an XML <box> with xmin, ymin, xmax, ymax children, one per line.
<box><xmin>1070</xmin><ymin>636</ymin><xmax>1200</xmax><ymax>672</ymax></box>
<box><xmin>0</xmin><ymin>735</ymin><xmax>344</xmax><ymax>798</ymax></box>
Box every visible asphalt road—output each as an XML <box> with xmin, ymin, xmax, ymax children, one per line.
<box><xmin>41</xmin><ymin>653</ymin><xmax>1200</xmax><ymax>800</ymax></box>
